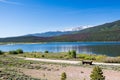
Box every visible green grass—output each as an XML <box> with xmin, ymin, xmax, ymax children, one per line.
<box><xmin>18</xmin><ymin>52</ymin><xmax>107</xmax><ymax>62</ymax></box>
<box><xmin>77</xmin><ymin>54</ymin><xmax>107</xmax><ymax>62</ymax></box>
<box><xmin>18</xmin><ymin>52</ymin><xmax>68</xmax><ymax>59</ymax></box>
<box><xmin>1</xmin><ymin>49</ymin><xmax>120</xmax><ymax>63</ymax></box>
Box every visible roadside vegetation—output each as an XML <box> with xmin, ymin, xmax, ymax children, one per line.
<box><xmin>1</xmin><ymin>49</ymin><xmax>120</xmax><ymax>63</ymax></box>
<box><xmin>61</xmin><ymin>72</ymin><xmax>67</xmax><ymax>80</ymax></box>
<box><xmin>18</xmin><ymin>51</ymin><xmax>107</xmax><ymax>62</ymax></box>
<box><xmin>60</xmin><ymin>66</ymin><xmax>106</xmax><ymax>80</ymax></box>
<box><xmin>16</xmin><ymin>50</ymin><xmax>119</xmax><ymax>63</ymax></box>
<box><xmin>0</xmin><ymin>50</ymin><xmax>4</xmax><ymax>55</ymax></box>
<box><xmin>0</xmin><ymin>55</ymin><xmax>42</xmax><ymax>80</ymax></box>
<box><xmin>9</xmin><ymin>49</ymin><xmax>24</xmax><ymax>54</ymax></box>
<box><xmin>0</xmin><ymin>50</ymin><xmax>120</xmax><ymax>80</ymax></box>
<box><xmin>90</xmin><ymin>66</ymin><xmax>105</xmax><ymax>80</ymax></box>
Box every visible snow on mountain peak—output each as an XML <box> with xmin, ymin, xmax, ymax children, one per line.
<box><xmin>62</xmin><ymin>26</ymin><xmax>92</xmax><ymax>32</ymax></box>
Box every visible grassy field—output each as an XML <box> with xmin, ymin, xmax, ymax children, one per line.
<box><xmin>0</xmin><ymin>55</ymin><xmax>41</xmax><ymax>80</ymax></box>
<box><xmin>16</xmin><ymin>52</ymin><xmax>120</xmax><ymax>63</ymax></box>
<box><xmin>0</xmin><ymin>49</ymin><xmax>120</xmax><ymax>80</ymax></box>
<box><xmin>0</xmin><ymin>54</ymin><xmax>120</xmax><ymax>80</ymax></box>
<box><xmin>1</xmin><ymin>49</ymin><xmax>120</xmax><ymax>63</ymax></box>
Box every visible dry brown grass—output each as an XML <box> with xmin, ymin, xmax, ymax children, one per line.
<box><xmin>103</xmin><ymin>57</ymin><xmax>120</xmax><ymax>63</ymax></box>
<box><xmin>20</xmin><ymin>64</ymin><xmax>120</xmax><ymax>80</ymax></box>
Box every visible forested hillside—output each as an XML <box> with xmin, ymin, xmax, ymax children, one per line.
<box><xmin>0</xmin><ymin>20</ymin><xmax>120</xmax><ymax>42</ymax></box>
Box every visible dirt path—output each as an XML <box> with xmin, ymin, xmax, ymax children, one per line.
<box><xmin>18</xmin><ymin>57</ymin><xmax>120</xmax><ymax>80</ymax></box>
<box><xmin>21</xmin><ymin>57</ymin><xmax>120</xmax><ymax>66</ymax></box>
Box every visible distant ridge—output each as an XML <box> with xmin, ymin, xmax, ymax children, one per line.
<box><xmin>25</xmin><ymin>31</ymin><xmax>74</xmax><ymax>37</ymax></box>
<box><xmin>0</xmin><ymin>20</ymin><xmax>120</xmax><ymax>42</ymax></box>
<box><xmin>52</xmin><ymin>20</ymin><xmax>120</xmax><ymax>41</ymax></box>
<box><xmin>25</xmin><ymin>26</ymin><xmax>90</xmax><ymax>37</ymax></box>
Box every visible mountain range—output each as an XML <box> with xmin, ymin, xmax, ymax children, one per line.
<box><xmin>26</xmin><ymin>31</ymin><xmax>75</xmax><ymax>37</ymax></box>
<box><xmin>0</xmin><ymin>20</ymin><xmax>120</xmax><ymax>42</ymax></box>
<box><xmin>25</xmin><ymin>26</ymin><xmax>90</xmax><ymax>37</ymax></box>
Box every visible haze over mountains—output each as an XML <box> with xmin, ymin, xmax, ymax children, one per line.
<box><xmin>0</xmin><ymin>20</ymin><xmax>120</xmax><ymax>42</ymax></box>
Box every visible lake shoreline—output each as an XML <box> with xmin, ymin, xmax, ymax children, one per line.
<box><xmin>1</xmin><ymin>41</ymin><xmax>120</xmax><ymax>45</ymax></box>
<box><xmin>0</xmin><ymin>42</ymin><xmax>120</xmax><ymax>56</ymax></box>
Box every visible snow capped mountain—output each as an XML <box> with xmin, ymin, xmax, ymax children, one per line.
<box><xmin>26</xmin><ymin>26</ymin><xmax>92</xmax><ymax>37</ymax></box>
<box><xmin>62</xmin><ymin>26</ymin><xmax>92</xmax><ymax>32</ymax></box>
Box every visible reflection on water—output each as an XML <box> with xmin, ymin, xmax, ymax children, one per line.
<box><xmin>88</xmin><ymin>45</ymin><xmax>120</xmax><ymax>56</ymax></box>
<box><xmin>0</xmin><ymin>42</ymin><xmax>120</xmax><ymax>56</ymax></box>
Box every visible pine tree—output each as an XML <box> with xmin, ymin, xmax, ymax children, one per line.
<box><xmin>61</xmin><ymin>72</ymin><xmax>67</xmax><ymax>80</ymax></box>
<box><xmin>90</xmin><ymin>66</ymin><xmax>105</xmax><ymax>80</ymax></box>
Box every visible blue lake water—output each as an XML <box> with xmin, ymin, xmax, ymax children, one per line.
<box><xmin>0</xmin><ymin>42</ymin><xmax>120</xmax><ymax>56</ymax></box>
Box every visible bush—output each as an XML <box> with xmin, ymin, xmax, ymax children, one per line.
<box><xmin>9</xmin><ymin>50</ymin><xmax>18</xmax><ymax>54</ymax></box>
<box><xmin>68</xmin><ymin>50</ymin><xmax>71</xmax><ymax>55</ymax></box>
<box><xmin>78</xmin><ymin>54</ymin><xmax>96</xmax><ymax>60</ymax></box>
<box><xmin>61</xmin><ymin>72</ymin><xmax>67</xmax><ymax>80</ymax></box>
<box><xmin>0</xmin><ymin>50</ymin><xmax>4</xmax><ymax>55</ymax></box>
<box><xmin>67</xmin><ymin>50</ymin><xmax>76</xmax><ymax>58</ymax></box>
<box><xmin>9</xmin><ymin>49</ymin><xmax>24</xmax><ymax>54</ymax></box>
<box><xmin>78</xmin><ymin>54</ymin><xmax>87</xmax><ymax>59</ymax></box>
<box><xmin>16</xmin><ymin>49</ymin><xmax>24</xmax><ymax>54</ymax></box>
<box><xmin>71</xmin><ymin>50</ymin><xmax>76</xmax><ymax>58</ymax></box>
<box><xmin>41</xmin><ymin>55</ymin><xmax>45</xmax><ymax>58</ymax></box>
<box><xmin>44</xmin><ymin>50</ymin><xmax>49</xmax><ymax>53</ymax></box>
<box><xmin>33</xmin><ymin>53</ymin><xmax>42</xmax><ymax>58</ymax></box>
<box><xmin>90</xmin><ymin>66</ymin><xmax>105</xmax><ymax>80</ymax></box>
<box><xmin>95</xmin><ymin>55</ymin><xmax>106</xmax><ymax>61</ymax></box>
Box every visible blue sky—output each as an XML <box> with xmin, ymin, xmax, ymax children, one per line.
<box><xmin>0</xmin><ymin>0</ymin><xmax>120</xmax><ymax>37</ymax></box>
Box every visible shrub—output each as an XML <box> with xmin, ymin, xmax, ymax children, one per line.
<box><xmin>16</xmin><ymin>49</ymin><xmax>24</xmax><ymax>54</ymax></box>
<box><xmin>34</xmin><ymin>53</ymin><xmax>42</xmax><ymax>58</ymax></box>
<box><xmin>44</xmin><ymin>50</ymin><xmax>49</xmax><ymax>53</ymax></box>
<box><xmin>41</xmin><ymin>55</ymin><xmax>44</xmax><ymax>58</ymax></box>
<box><xmin>67</xmin><ymin>50</ymin><xmax>76</xmax><ymax>58</ymax></box>
<box><xmin>90</xmin><ymin>66</ymin><xmax>105</xmax><ymax>80</ymax></box>
<box><xmin>61</xmin><ymin>72</ymin><xmax>67</xmax><ymax>80</ymax></box>
<box><xmin>78</xmin><ymin>54</ymin><xmax>87</xmax><ymax>59</ymax></box>
<box><xmin>71</xmin><ymin>50</ymin><xmax>76</xmax><ymax>58</ymax></box>
<box><xmin>95</xmin><ymin>55</ymin><xmax>106</xmax><ymax>61</ymax></box>
<box><xmin>9</xmin><ymin>50</ymin><xmax>18</xmax><ymax>54</ymax></box>
<box><xmin>78</xmin><ymin>54</ymin><xmax>96</xmax><ymax>60</ymax></box>
<box><xmin>0</xmin><ymin>50</ymin><xmax>4</xmax><ymax>55</ymax></box>
<box><xmin>9</xmin><ymin>49</ymin><xmax>24</xmax><ymax>54</ymax></box>
<box><xmin>68</xmin><ymin>50</ymin><xmax>71</xmax><ymax>55</ymax></box>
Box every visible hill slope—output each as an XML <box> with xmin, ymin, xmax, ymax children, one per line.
<box><xmin>25</xmin><ymin>26</ymin><xmax>88</xmax><ymax>37</ymax></box>
<box><xmin>0</xmin><ymin>20</ymin><xmax>120</xmax><ymax>42</ymax></box>
<box><xmin>52</xmin><ymin>20</ymin><xmax>120</xmax><ymax>41</ymax></box>
<box><xmin>78</xmin><ymin>20</ymin><xmax>120</xmax><ymax>33</ymax></box>
<box><xmin>0</xmin><ymin>36</ymin><xmax>50</xmax><ymax>43</ymax></box>
<box><xmin>26</xmin><ymin>31</ymin><xmax>74</xmax><ymax>37</ymax></box>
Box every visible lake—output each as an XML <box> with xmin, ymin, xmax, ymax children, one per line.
<box><xmin>0</xmin><ymin>42</ymin><xmax>120</xmax><ymax>56</ymax></box>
